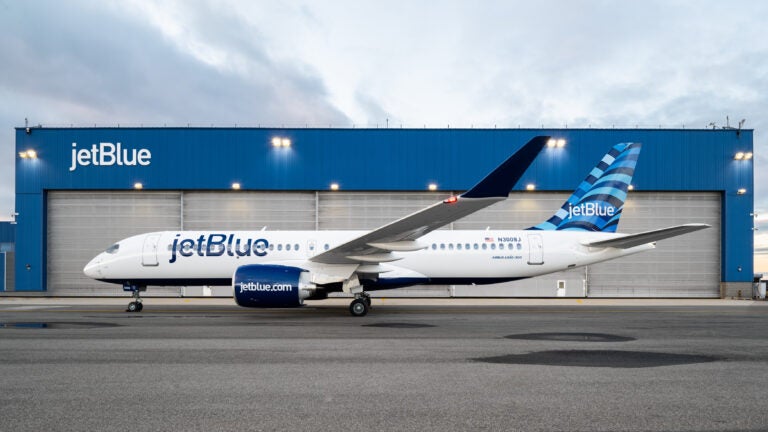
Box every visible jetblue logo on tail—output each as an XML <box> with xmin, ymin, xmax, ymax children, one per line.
<box><xmin>567</xmin><ymin>202</ymin><xmax>616</xmax><ymax>219</ymax></box>
<box><xmin>528</xmin><ymin>142</ymin><xmax>641</xmax><ymax>233</ymax></box>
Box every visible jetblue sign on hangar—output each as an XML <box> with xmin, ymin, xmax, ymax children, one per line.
<box><xmin>69</xmin><ymin>142</ymin><xmax>151</xmax><ymax>172</ymax></box>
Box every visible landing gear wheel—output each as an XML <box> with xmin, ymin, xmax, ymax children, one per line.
<box><xmin>349</xmin><ymin>298</ymin><xmax>370</xmax><ymax>317</ymax></box>
<box><xmin>125</xmin><ymin>287</ymin><xmax>145</xmax><ymax>313</ymax></box>
<box><xmin>364</xmin><ymin>296</ymin><xmax>372</xmax><ymax>307</ymax></box>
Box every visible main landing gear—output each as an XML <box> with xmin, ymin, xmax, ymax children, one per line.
<box><xmin>349</xmin><ymin>292</ymin><xmax>372</xmax><ymax>317</ymax></box>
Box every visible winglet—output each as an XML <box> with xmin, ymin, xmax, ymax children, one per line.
<box><xmin>461</xmin><ymin>136</ymin><xmax>550</xmax><ymax>198</ymax></box>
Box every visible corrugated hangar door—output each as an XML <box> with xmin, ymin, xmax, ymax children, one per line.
<box><xmin>182</xmin><ymin>191</ymin><xmax>317</xmax><ymax>230</ymax></box>
<box><xmin>317</xmin><ymin>192</ymin><xmax>443</xmax><ymax>230</ymax></box>
<box><xmin>47</xmin><ymin>191</ymin><xmax>181</xmax><ymax>295</ymax></box>
<box><xmin>586</xmin><ymin>192</ymin><xmax>721</xmax><ymax>297</ymax></box>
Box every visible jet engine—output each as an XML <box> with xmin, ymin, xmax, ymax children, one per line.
<box><xmin>233</xmin><ymin>264</ymin><xmax>316</xmax><ymax>307</ymax></box>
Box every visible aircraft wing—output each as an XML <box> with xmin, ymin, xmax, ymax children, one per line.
<box><xmin>310</xmin><ymin>136</ymin><xmax>550</xmax><ymax>265</ymax></box>
<box><xmin>583</xmin><ymin>223</ymin><xmax>710</xmax><ymax>249</ymax></box>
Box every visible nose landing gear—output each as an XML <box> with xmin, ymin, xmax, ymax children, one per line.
<box><xmin>123</xmin><ymin>284</ymin><xmax>146</xmax><ymax>312</ymax></box>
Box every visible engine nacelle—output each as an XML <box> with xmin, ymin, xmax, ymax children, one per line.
<box><xmin>233</xmin><ymin>264</ymin><xmax>315</xmax><ymax>308</ymax></box>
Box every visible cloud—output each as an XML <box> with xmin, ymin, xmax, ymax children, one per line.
<box><xmin>1</xmin><ymin>0</ymin><xmax>767</xmax><ymax>242</ymax></box>
<box><xmin>0</xmin><ymin>0</ymin><xmax>351</xmax><ymax>216</ymax></box>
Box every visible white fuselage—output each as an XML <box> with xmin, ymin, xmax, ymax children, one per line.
<box><xmin>84</xmin><ymin>229</ymin><xmax>654</xmax><ymax>289</ymax></box>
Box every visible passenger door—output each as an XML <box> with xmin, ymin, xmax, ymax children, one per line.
<box><xmin>527</xmin><ymin>234</ymin><xmax>544</xmax><ymax>265</ymax></box>
<box><xmin>141</xmin><ymin>234</ymin><xmax>161</xmax><ymax>266</ymax></box>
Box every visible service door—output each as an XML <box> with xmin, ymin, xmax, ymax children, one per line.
<box><xmin>142</xmin><ymin>234</ymin><xmax>161</xmax><ymax>267</ymax></box>
<box><xmin>527</xmin><ymin>234</ymin><xmax>544</xmax><ymax>265</ymax></box>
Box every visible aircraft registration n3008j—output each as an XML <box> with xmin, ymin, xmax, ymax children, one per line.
<box><xmin>84</xmin><ymin>136</ymin><xmax>708</xmax><ymax>316</ymax></box>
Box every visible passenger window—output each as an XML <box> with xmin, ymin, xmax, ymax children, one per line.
<box><xmin>440</xmin><ymin>244</ymin><xmax>445</xmax><ymax>250</ymax></box>
<box><xmin>432</xmin><ymin>244</ymin><xmax>437</xmax><ymax>250</ymax></box>
<box><xmin>269</xmin><ymin>244</ymin><xmax>274</xmax><ymax>251</ymax></box>
<box><xmin>295</xmin><ymin>244</ymin><xmax>300</xmax><ymax>251</ymax></box>
<box><xmin>286</xmin><ymin>244</ymin><xmax>292</xmax><ymax>251</ymax></box>
<box><xmin>449</xmin><ymin>244</ymin><xmax>454</xmax><ymax>250</ymax></box>
<box><xmin>473</xmin><ymin>244</ymin><xmax>478</xmax><ymax>250</ymax></box>
<box><xmin>457</xmin><ymin>244</ymin><xmax>462</xmax><ymax>250</ymax></box>
<box><xmin>517</xmin><ymin>243</ymin><xmax>522</xmax><ymax>250</ymax></box>
<box><xmin>499</xmin><ymin>243</ymin><xmax>504</xmax><ymax>250</ymax></box>
<box><xmin>482</xmin><ymin>244</ymin><xmax>487</xmax><ymax>250</ymax></box>
<box><xmin>324</xmin><ymin>244</ymin><xmax>330</xmax><ymax>251</ymax></box>
<box><xmin>277</xmin><ymin>244</ymin><xmax>283</xmax><ymax>251</ymax></box>
<box><xmin>465</xmin><ymin>243</ymin><xmax>470</xmax><ymax>250</ymax></box>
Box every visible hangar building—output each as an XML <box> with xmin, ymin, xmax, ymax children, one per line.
<box><xmin>7</xmin><ymin>127</ymin><xmax>754</xmax><ymax>298</ymax></box>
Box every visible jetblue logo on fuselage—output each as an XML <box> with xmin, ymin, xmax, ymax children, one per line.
<box><xmin>69</xmin><ymin>142</ymin><xmax>151</xmax><ymax>172</ymax></box>
<box><xmin>567</xmin><ymin>202</ymin><xmax>616</xmax><ymax>219</ymax></box>
<box><xmin>169</xmin><ymin>234</ymin><xmax>269</xmax><ymax>263</ymax></box>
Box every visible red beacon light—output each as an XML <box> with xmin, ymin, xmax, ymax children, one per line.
<box><xmin>443</xmin><ymin>196</ymin><xmax>459</xmax><ymax>204</ymax></box>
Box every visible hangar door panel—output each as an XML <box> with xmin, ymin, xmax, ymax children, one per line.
<box><xmin>47</xmin><ymin>192</ymin><xmax>181</xmax><ymax>295</ymax></box>
<box><xmin>586</xmin><ymin>192</ymin><xmax>721</xmax><ymax>297</ymax></box>
<box><xmin>183</xmin><ymin>192</ymin><xmax>316</xmax><ymax>230</ymax></box>
<box><xmin>318</xmin><ymin>192</ymin><xmax>444</xmax><ymax>230</ymax></box>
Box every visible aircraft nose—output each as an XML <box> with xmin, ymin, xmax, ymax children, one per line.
<box><xmin>83</xmin><ymin>256</ymin><xmax>103</xmax><ymax>279</ymax></box>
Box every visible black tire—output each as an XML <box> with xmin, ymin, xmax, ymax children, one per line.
<box><xmin>136</xmin><ymin>302</ymin><xmax>143</xmax><ymax>312</ymax></box>
<box><xmin>127</xmin><ymin>302</ymin><xmax>138</xmax><ymax>312</ymax></box>
<box><xmin>349</xmin><ymin>299</ymin><xmax>369</xmax><ymax>317</ymax></box>
<box><xmin>364</xmin><ymin>296</ymin><xmax>372</xmax><ymax>307</ymax></box>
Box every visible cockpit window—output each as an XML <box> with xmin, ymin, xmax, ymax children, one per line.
<box><xmin>105</xmin><ymin>243</ymin><xmax>120</xmax><ymax>254</ymax></box>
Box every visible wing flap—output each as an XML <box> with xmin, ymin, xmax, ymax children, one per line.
<box><xmin>583</xmin><ymin>223</ymin><xmax>710</xmax><ymax>249</ymax></box>
<box><xmin>367</xmin><ymin>241</ymin><xmax>429</xmax><ymax>252</ymax></box>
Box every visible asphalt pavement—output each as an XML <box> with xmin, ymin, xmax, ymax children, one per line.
<box><xmin>1</xmin><ymin>297</ymin><xmax>767</xmax><ymax>431</ymax></box>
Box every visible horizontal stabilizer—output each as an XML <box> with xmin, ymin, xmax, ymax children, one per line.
<box><xmin>583</xmin><ymin>223</ymin><xmax>710</xmax><ymax>249</ymax></box>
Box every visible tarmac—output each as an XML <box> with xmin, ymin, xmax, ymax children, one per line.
<box><xmin>1</xmin><ymin>297</ymin><xmax>767</xmax><ymax>431</ymax></box>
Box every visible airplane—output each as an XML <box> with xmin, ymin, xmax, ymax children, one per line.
<box><xmin>83</xmin><ymin>136</ymin><xmax>709</xmax><ymax>316</ymax></box>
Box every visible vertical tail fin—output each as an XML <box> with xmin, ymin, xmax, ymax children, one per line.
<box><xmin>529</xmin><ymin>142</ymin><xmax>641</xmax><ymax>232</ymax></box>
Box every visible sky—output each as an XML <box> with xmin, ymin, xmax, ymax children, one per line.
<box><xmin>0</xmin><ymin>0</ymin><xmax>766</xmax><ymax>271</ymax></box>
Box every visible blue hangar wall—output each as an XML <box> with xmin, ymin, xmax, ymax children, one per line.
<box><xmin>13</xmin><ymin>127</ymin><xmax>754</xmax><ymax>294</ymax></box>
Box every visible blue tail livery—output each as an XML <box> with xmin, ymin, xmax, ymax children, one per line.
<box><xmin>529</xmin><ymin>142</ymin><xmax>641</xmax><ymax>232</ymax></box>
